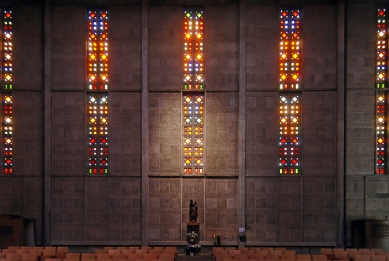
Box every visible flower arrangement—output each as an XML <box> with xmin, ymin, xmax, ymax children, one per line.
<box><xmin>186</xmin><ymin>231</ymin><xmax>198</xmax><ymax>239</ymax></box>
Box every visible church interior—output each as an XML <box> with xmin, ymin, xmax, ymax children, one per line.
<box><xmin>0</xmin><ymin>0</ymin><xmax>388</xmax><ymax>255</ymax></box>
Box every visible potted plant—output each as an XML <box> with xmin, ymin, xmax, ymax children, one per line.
<box><xmin>186</xmin><ymin>231</ymin><xmax>198</xmax><ymax>243</ymax></box>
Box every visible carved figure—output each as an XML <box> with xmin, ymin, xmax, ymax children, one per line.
<box><xmin>189</xmin><ymin>199</ymin><xmax>198</xmax><ymax>222</ymax></box>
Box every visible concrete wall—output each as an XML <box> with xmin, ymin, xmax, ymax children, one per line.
<box><xmin>0</xmin><ymin>0</ymin><xmax>385</xmax><ymax>247</ymax></box>
<box><xmin>345</xmin><ymin>3</ymin><xmax>389</xmax><ymax>246</ymax></box>
<box><xmin>0</xmin><ymin>4</ymin><xmax>44</xmax><ymax>245</ymax></box>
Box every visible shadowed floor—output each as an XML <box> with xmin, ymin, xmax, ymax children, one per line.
<box><xmin>176</xmin><ymin>253</ymin><xmax>214</xmax><ymax>261</ymax></box>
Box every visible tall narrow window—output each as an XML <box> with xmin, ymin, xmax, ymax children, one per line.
<box><xmin>183</xmin><ymin>9</ymin><xmax>205</xmax><ymax>175</ymax></box>
<box><xmin>376</xmin><ymin>7</ymin><xmax>387</xmax><ymax>174</ymax></box>
<box><xmin>183</xmin><ymin>94</ymin><xmax>204</xmax><ymax>175</ymax></box>
<box><xmin>2</xmin><ymin>10</ymin><xmax>12</xmax><ymax>174</ymax></box>
<box><xmin>278</xmin><ymin>8</ymin><xmax>301</xmax><ymax>175</ymax></box>
<box><xmin>87</xmin><ymin>10</ymin><xmax>109</xmax><ymax>174</ymax></box>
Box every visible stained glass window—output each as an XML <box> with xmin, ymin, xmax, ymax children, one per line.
<box><xmin>376</xmin><ymin>94</ymin><xmax>386</xmax><ymax>174</ymax></box>
<box><xmin>87</xmin><ymin>94</ymin><xmax>108</xmax><ymax>174</ymax></box>
<box><xmin>279</xmin><ymin>8</ymin><xmax>301</xmax><ymax>175</ymax></box>
<box><xmin>2</xmin><ymin>10</ymin><xmax>12</xmax><ymax>174</ymax></box>
<box><xmin>87</xmin><ymin>10</ymin><xmax>108</xmax><ymax>91</ymax></box>
<box><xmin>87</xmin><ymin>10</ymin><xmax>109</xmax><ymax>175</ymax></box>
<box><xmin>183</xmin><ymin>10</ymin><xmax>204</xmax><ymax>90</ymax></box>
<box><xmin>376</xmin><ymin>8</ymin><xmax>387</xmax><ymax>174</ymax></box>
<box><xmin>279</xmin><ymin>9</ymin><xmax>300</xmax><ymax>90</ymax></box>
<box><xmin>183</xmin><ymin>94</ymin><xmax>204</xmax><ymax>175</ymax></box>
<box><xmin>279</xmin><ymin>94</ymin><xmax>300</xmax><ymax>174</ymax></box>
<box><xmin>183</xmin><ymin>9</ymin><xmax>205</xmax><ymax>175</ymax></box>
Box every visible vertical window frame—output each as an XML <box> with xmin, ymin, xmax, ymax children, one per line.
<box><xmin>278</xmin><ymin>7</ymin><xmax>302</xmax><ymax>175</ymax></box>
<box><xmin>375</xmin><ymin>6</ymin><xmax>388</xmax><ymax>174</ymax></box>
<box><xmin>2</xmin><ymin>9</ymin><xmax>13</xmax><ymax>175</ymax></box>
<box><xmin>86</xmin><ymin>9</ymin><xmax>109</xmax><ymax>175</ymax></box>
<box><xmin>182</xmin><ymin>8</ymin><xmax>205</xmax><ymax>176</ymax></box>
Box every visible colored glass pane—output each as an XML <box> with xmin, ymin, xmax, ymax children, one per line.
<box><xmin>375</xmin><ymin>7</ymin><xmax>388</xmax><ymax>174</ymax></box>
<box><xmin>87</xmin><ymin>94</ymin><xmax>109</xmax><ymax>175</ymax></box>
<box><xmin>183</xmin><ymin>94</ymin><xmax>204</xmax><ymax>175</ymax></box>
<box><xmin>376</xmin><ymin>95</ymin><xmax>386</xmax><ymax>174</ymax></box>
<box><xmin>183</xmin><ymin>10</ymin><xmax>204</xmax><ymax>90</ymax></box>
<box><xmin>87</xmin><ymin>9</ymin><xmax>109</xmax><ymax>175</ymax></box>
<box><xmin>183</xmin><ymin>8</ymin><xmax>205</xmax><ymax>175</ymax></box>
<box><xmin>279</xmin><ymin>9</ymin><xmax>300</xmax><ymax>90</ymax></box>
<box><xmin>2</xmin><ymin>95</ymin><xmax>12</xmax><ymax>174</ymax></box>
<box><xmin>279</xmin><ymin>7</ymin><xmax>301</xmax><ymax>175</ymax></box>
<box><xmin>279</xmin><ymin>94</ymin><xmax>300</xmax><ymax>175</ymax></box>
<box><xmin>87</xmin><ymin>10</ymin><xmax>108</xmax><ymax>90</ymax></box>
<box><xmin>377</xmin><ymin>8</ymin><xmax>387</xmax><ymax>88</ymax></box>
<box><xmin>2</xmin><ymin>10</ymin><xmax>12</xmax><ymax>174</ymax></box>
<box><xmin>2</xmin><ymin>10</ymin><xmax>12</xmax><ymax>89</ymax></box>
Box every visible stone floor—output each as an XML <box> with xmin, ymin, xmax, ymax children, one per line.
<box><xmin>176</xmin><ymin>253</ymin><xmax>214</xmax><ymax>261</ymax></box>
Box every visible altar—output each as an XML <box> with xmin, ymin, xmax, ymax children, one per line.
<box><xmin>185</xmin><ymin>244</ymin><xmax>201</xmax><ymax>256</ymax></box>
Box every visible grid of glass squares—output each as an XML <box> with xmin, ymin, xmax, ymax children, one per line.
<box><xmin>87</xmin><ymin>10</ymin><xmax>109</xmax><ymax>175</ymax></box>
<box><xmin>183</xmin><ymin>10</ymin><xmax>204</xmax><ymax>90</ymax></box>
<box><xmin>2</xmin><ymin>10</ymin><xmax>12</xmax><ymax>174</ymax></box>
<box><xmin>376</xmin><ymin>8</ymin><xmax>388</xmax><ymax>174</ymax></box>
<box><xmin>279</xmin><ymin>8</ymin><xmax>301</xmax><ymax>175</ymax></box>
<box><xmin>183</xmin><ymin>94</ymin><xmax>204</xmax><ymax>175</ymax></box>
